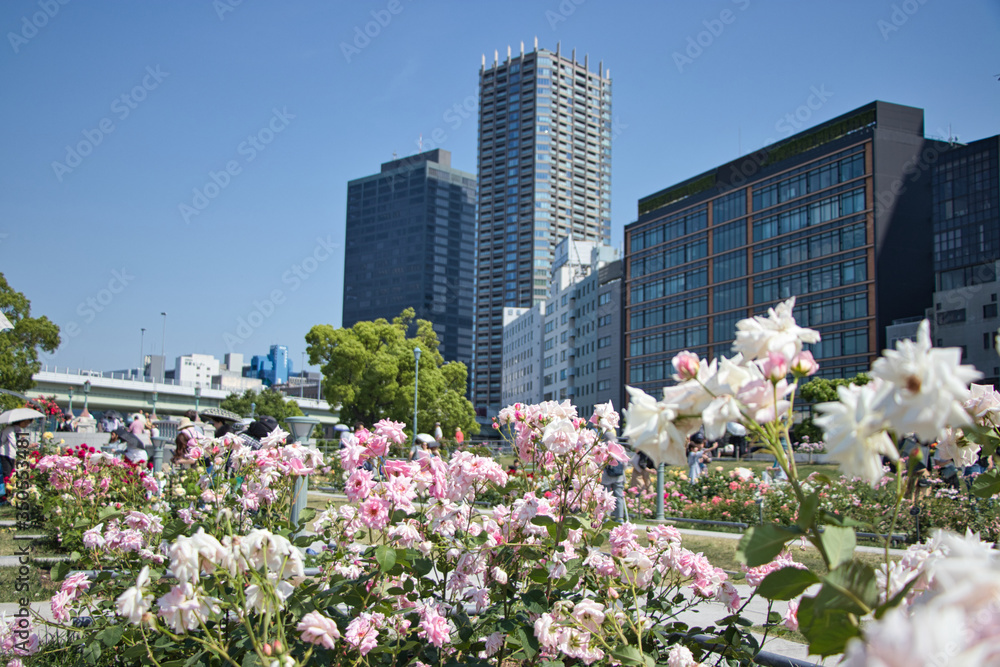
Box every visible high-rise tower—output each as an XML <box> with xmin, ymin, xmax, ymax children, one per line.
<box><xmin>472</xmin><ymin>41</ymin><xmax>612</xmax><ymax>420</ymax></box>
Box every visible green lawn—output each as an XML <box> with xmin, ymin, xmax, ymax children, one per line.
<box><xmin>0</xmin><ymin>529</ymin><xmax>60</xmax><ymax>558</ymax></box>
<box><xmin>678</xmin><ymin>532</ymin><xmax>896</xmax><ymax>577</ymax></box>
<box><xmin>0</xmin><ymin>560</ymin><xmax>59</xmax><ymax>602</ymax></box>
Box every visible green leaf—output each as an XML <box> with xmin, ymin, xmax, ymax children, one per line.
<box><xmin>796</xmin><ymin>595</ymin><xmax>860</xmax><ymax>656</ymax></box>
<box><xmin>757</xmin><ymin>567</ymin><xmax>820</xmax><ymax>601</ymax></box>
<box><xmin>183</xmin><ymin>651</ymin><xmax>206</xmax><ymax>667</ymax></box>
<box><xmin>737</xmin><ymin>525</ymin><xmax>801</xmax><ymax>567</ymax></box>
<box><xmin>816</xmin><ymin>561</ymin><xmax>878</xmax><ymax>616</ymax></box>
<box><xmin>797</xmin><ymin>493</ymin><xmax>820</xmax><ymax>531</ymax></box>
<box><xmin>819</xmin><ymin>510</ymin><xmax>868</xmax><ymax>529</ymax></box>
<box><xmin>122</xmin><ymin>644</ymin><xmax>147</xmax><ymax>660</ymax></box>
<box><xmin>412</xmin><ymin>558</ymin><xmax>433</xmax><ymax>577</ymax></box>
<box><xmin>516</xmin><ymin>626</ymin><xmax>539</xmax><ymax>659</ymax></box>
<box><xmin>100</xmin><ymin>625</ymin><xmax>124</xmax><ymax>648</ymax></box>
<box><xmin>609</xmin><ymin>646</ymin><xmax>647</xmax><ymax>666</ymax></box>
<box><xmin>808</xmin><ymin>473</ymin><xmax>834</xmax><ymax>487</ymax></box>
<box><xmin>375</xmin><ymin>545</ymin><xmax>396</xmax><ymax>571</ymax></box>
<box><xmin>83</xmin><ymin>640</ymin><xmax>102</xmax><ymax>665</ymax></box>
<box><xmin>767</xmin><ymin>611</ymin><xmax>782</xmax><ymax>624</ymax></box>
<box><xmin>972</xmin><ymin>469</ymin><xmax>1000</xmax><ymax>498</ymax></box>
<box><xmin>819</xmin><ymin>525</ymin><xmax>856</xmax><ymax>569</ymax></box>
<box><xmin>521</xmin><ymin>589</ymin><xmax>548</xmax><ymax>615</ymax></box>
<box><xmin>51</xmin><ymin>561</ymin><xmax>70</xmax><ymax>582</ymax></box>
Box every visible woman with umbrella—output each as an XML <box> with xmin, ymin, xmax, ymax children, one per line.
<box><xmin>0</xmin><ymin>407</ymin><xmax>44</xmax><ymax>486</ymax></box>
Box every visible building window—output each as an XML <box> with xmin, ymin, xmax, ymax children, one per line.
<box><xmin>937</xmin><ymin>309</ymin><xmax>967</xmax><ymax>325</ymax></box>
<box><xmin>713</xmin><ymin>220</ymin><xmax>746</xmax><ymax>253</ymax></box>
<box><xmin>597</xmin><ymin>379</ymin><xmax>611</xmax><ymax>391</ymax></box>
<box><xmin>597</xmin><ymin>357</ymin><xmax>611</xmax><ymax>369</ymax></box>
<box><xmin>713</xmin><ymin>190</ymin><xmax>746</xmax><ymax>223</ymax></box>
<box><xmin>714</xmin><ymin>251</ymin><xmax>745</xmax><ymax>283</ymax></box>
<box><xmin>598</xmin><ymin>336</ymin><xmax>612</xmax><ymax>349</ymax></box>
<box><xmin>985</xmin><ymin>303</ymin><xmax>998</xmax><ymax>319</ymax></box>
<box><xmin>714</xmin><ymin>280</ymin><xmax>747</xmax><ymax>312</ymax></box>
<box><xmin>985</xmin><ymin>332</ymin><xmax>994</xmax><ymax>350</ymax></box>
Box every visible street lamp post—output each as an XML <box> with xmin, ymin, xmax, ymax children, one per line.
<box><xmin>194</xmin><ymin>386</ymin><xmax>201</xmax><ymax>414</ymax></box>
<box><xmin>140</xmin><ymin>328</ymin><xmax>146</xmax><ymax>378</ymax></box>
<box><xmin>160</xmin><ymin>312</ymin><xmax>167</xmax><ymax>383</ymax></box>
<box><xmin>151</xmin><ymin>391</ymin><xmax>158</xmax><ymax>420</ymax></box>
<box><xmin>67</xmin><ymin>387</ymin><xmax>74</xmax><ymax>417</ymax></box>
<box><xmin>285</xmin><ymin>416</ymin><xmax>321</xmax><ymax>532</ymax></box>
<box><xmin>412</xmin><ymin>347</ymin><xmax>421</xmax><ymax>450</ymax></box>
<box><xmin>655</xmin><ymin>463</ymin><xmax>665</xmax><ymax>520</ymax></box>
<box><xmin>82</xmin><ymin>380</ymin><xmax>91</xmax><ymax>418</ymax></box>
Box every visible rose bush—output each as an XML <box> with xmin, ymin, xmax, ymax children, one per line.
<box><xmin>6</xmin><ymin>297</ymin><xmax>1000</xmax><ymax>666</ymax></box>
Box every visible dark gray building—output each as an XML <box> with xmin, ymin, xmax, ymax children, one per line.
<box><xmin>473</xmin><ymin>42</ymin><xmax>612</xmax><ymax>420</ymax></box>
<box><xmin>625</xmin><ymin>101</ymin><xmax>947</xmax><ymax>393</ymax></box>
<box><xmin>929</xmin><ymin>135</ymin><xmax>1000</xmax><ymax>385</ymax></box>
<box><xmin>342</xmin><ymin>149</ymin><xmax>476</xmax><ymax>366</ymax></box>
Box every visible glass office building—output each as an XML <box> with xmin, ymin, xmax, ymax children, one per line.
<box><xmin>625</xmin><ymin>101</ymin><xmax>947</xmax><ymax>394</ymax></box>
<box><xmin>473</xmin><ymin>42</ymin><xmax>612</xmax><ymax>419</ymax></box>
<box><xmin>342</xmin><ymin>149</ymin><xmax>476</xmax><ymax>366</ymax></box>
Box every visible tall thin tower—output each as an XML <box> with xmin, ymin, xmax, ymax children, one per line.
<box><xmin>472</xmin><ymin>41</ymin><xmax>612</xmax><ymax>421</ymax></box>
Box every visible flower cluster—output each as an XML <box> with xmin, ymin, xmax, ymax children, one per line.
<box><xmin>815</xmin><ymin>321</ymin><xmax>981</xmax><ymax>486</ymax></box>
<box><xmin>622</xmin><ymin>298</ymin><xmax>820</xmax><ymax>468</ymax></box>
<box><xmin>844</xmin><ymin>529</ymin><xmax>1000</xmax><ymax>665</ymax></box>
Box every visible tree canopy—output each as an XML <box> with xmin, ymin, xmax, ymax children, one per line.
<box><xmin>306</xmin><ymin>308</ymin><xmax>479</xmax><ymax>439</ymax></box>
<box><xmin>798</xmin><ymin>373</ymin><xmax>872</xmax><ymax>404</ymax></box>
<box><xmin>220</xmin><ymin>387</ymin><xmax>304</xmax><ymax>431</ymax></box>
<box><xmin>0</xmin><ymin>273</ymin><xmax>60</xmax><ymax>411</ymax></box>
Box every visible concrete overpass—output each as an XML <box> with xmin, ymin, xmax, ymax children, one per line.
<box><xmin>30</xmin><ymin>366</ymin><xmax>341</xmax><ymax>435</ymax></box>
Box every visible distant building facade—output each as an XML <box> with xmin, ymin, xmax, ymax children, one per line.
<box><xmin>174</xmin><ymin>353</ymin><xmax>220</xmax><ymax>388</ymax></box>
<box><xmin>501</xmin><ymin>305</ymin><xmax>542</xmax><ymax>406</ymax></box>
<box><xmin>501</xmin><ymin>238</ymin><xmax>621</xmax><ymax>413</ymax></box>
<box><xmin>244</xmin><ymin>345</ymin><xmax>293</xmax><ymax>386</ymax></box>
<box><xmin>929</xmin><ymin>135</ymin><xmax>1000</xmax><ymax>385</ymax></box>
<box><xmin>342</xmin><ymin>149</ymin><xmax>476</xmax><ymax>367</ymax></box>
<box><xmin>625</xmin><ymin>101</ymin><xmax>946</xmax><ymax>393</ymax></box>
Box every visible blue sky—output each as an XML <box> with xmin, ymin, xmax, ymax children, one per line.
<box><xmin>1</xmin><ymin>0</ymin><xmax>998</xmax><ymax>373</ymax></box>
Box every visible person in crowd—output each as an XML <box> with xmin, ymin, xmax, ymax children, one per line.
<box><xmin>454</xmin><ymin>426</ymin><xmax>464</xmax><ymax>448</ymax></box>
<box><xmin>1</xmin><ymin>419</ymin><xmax>33</xmax><ymax>486</ymax></box>
<box><xmin>629</xmin><ymin>448</ymin><xmax>655</xmax><ymax>491</ymax></box>
<box><xmin>687</xmin><ymin>439</ymin><xmax>705</xmax><ymax>482</ymax></box>
<box><xmin>183</xmin><ymin>410</ymin><xmax>205</xmax><ymax>437</ymax></box>
<box><xmin>108</xmin><ymin>427</ymin><xmax>147</xmax><ymax>464</ymax></box>
<box><xmin>56</xmin><ymin>413</ymin><xmax>75</xmax><ymax>432</ymax></box>
<box><xmin>601</xmin><ymin>434</ymin><xmax>626</xmax><ymax>522</ymax></box>
<box><xmin>433</xmin><ymin>422</ymin><xmax>444</xmax><ymax>444</ymax></box>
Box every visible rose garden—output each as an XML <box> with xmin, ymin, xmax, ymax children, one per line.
<box><xmin>3</xmin><ymin>297</ymin><xmax>1000</xmax><ymax>666</ymax></box>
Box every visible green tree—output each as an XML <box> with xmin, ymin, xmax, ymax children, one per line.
<box><xmin>220</xmin><ymin>387</ymin><xmax>304</xmax><ymax>431</ymax></box>
<box><xmin>798</xmin><ymin>372</ymin><xmax>872</xmax><ymax>404</ymax></box>
<box><xmin>306</xmin><ymin>308</ymin><xmax>479</xmax><ymax>441</ymax></box>
<box><xmin>794</xmin><ymin>373</ymin><xmax>872</xmax><ymax>442</ymax></box>
<box><xmin>0</xmin><ymin>273</ymin><xmax>60</xmax><ymax>411</ymax></box>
